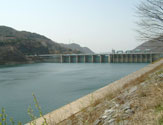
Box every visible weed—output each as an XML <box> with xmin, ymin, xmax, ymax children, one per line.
<box><xmin>158</xmin><ymin>117</ymin><xmax>163</xmax><ymax>125</ymax></box>
<box><xmin>156</xmin><ymin>104</ymin><xmax>163</xmax><ymax>112</ymax></box>
<box><xmin>28</xmin><ymin>93</ymin><xmax>48</xmax><ymax>125</ymax></box>
<box><xmin>0</xmin><ymin>107</ymin><xmax>22</xmax><ymax>125</ymax></box>
<box><xmin>0</xmin><ymin>94</ymin><xmax>47</xmax><ymax>125</ymax></box>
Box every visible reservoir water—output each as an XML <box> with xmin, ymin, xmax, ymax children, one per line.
<box><xmin>0</xmin><ymin>63</ymin><xmax>148</xmax><ymax>123</ymax></box>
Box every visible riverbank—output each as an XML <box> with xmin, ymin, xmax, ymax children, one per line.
<box><xmin>27</xmin><ymin>59</ymin><xmax>163</xmax><ymax>124</ymax></box>
<box><xmin>94</xmin><ymin>61</ymin><xmax>163</xmax><ymax>125</ymax></box>
<box><xmin>0</xmin><ymin>55</ymin><xmax>43</xmax><ymax>65</ymax></box>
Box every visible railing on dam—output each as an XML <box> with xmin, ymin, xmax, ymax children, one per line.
<box><xmin>28</xmin><ymin>52</ymin><xmax>163</xmax><ymax>63</ymax></box>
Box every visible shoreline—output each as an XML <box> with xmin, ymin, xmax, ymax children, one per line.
<box><xmin>26</xmin><ymin>59</ymin><xmax>163</xmax><ymax>125</ymax></box>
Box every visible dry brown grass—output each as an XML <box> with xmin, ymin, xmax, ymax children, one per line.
<box><xmin>58</xmin><ymin>92</ymin><xmax>119</xmax><ymax>125</ymax></box>
<box><xmin>123</xmin><ymin>62</ymin><xmax>163</xmax><ymax>90</ymax></box>
<box><xmin>128</xmin><ymin>66</ymin><xmax>163</xmax><ymax>125</ymax></box>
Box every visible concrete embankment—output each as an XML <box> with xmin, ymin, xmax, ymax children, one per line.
<box><xmin>27</xmin><ymin>59</ymin><xmax>163</xmax><ymax>125</ymax></box>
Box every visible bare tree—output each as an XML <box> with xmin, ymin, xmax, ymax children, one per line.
<box><xmin>136</xmin><ymin>0</ymin><xmax>163</xmax><ymax>41</ymax></box>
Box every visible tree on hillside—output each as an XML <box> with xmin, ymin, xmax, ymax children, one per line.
<box><xmin>136</xmin><ymin>0</ymin><xmax>163</xmax><ymax>41</ymax></box>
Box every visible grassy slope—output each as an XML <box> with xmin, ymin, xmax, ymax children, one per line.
<box><xmin>95</xmin><ymin>62</ymin><xmax>163</xmax><ymax>125</ymax></box>
<box><xmin>56</xmin><ymin>60</ymin><xmax>163</xmax><ymax>125</ymax></box>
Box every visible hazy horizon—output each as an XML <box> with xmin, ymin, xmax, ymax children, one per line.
<box><xmin>1</xmin><ymin>0</ymin><xmax>142</xmax><ymax>53</ymax></box>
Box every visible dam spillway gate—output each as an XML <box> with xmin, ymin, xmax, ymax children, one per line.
<box><xmin>32</xmin><ymin>53</ymin><xmax>163</xmax><ymax>63</ymax></box>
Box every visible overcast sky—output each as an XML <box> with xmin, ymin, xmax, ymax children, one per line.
<box><xmin>1</xmin><ymin>0</ymin><xmax>142</xmax><ymax>53</ymax></box>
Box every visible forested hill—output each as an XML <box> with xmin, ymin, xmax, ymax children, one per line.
<box><xmin>0</xmin><ymin>26</ymin><xmax>81</xmax><ymax>64</ymax></box>
<box><xmin>0</xmin><ymin>26</ymin><xmax>81</xmax><ymax>55</ymax></box>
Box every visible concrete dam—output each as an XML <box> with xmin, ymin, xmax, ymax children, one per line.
<box><xmin>34</xmin><ymin>52</ymin><xmax>163</xmax><ymax>63</ymax></box>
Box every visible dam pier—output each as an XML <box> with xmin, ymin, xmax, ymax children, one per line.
<box><xmin>34</xmin><ymin>52</ymin><xmax>163</xmax><ymax>63</ymax></box>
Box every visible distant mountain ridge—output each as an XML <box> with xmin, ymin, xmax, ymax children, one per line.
<box><xmin>60</xmin><ymin>43</ymin><xmax>94</xmax><ymax>54</ymax></box>
<box><xmin>0</xmin><ymin>26</ymin><xmax>93</xmax><ymax>64</ymax></box>
<box><xmin>0</xmin><ymin>26</ymin><xmax>78</xmax><ymax>55</ymax></box>
<box><xmin>134</xmin><ymin>36</ymin><xmax>163</xmax><ymax>52</ymax></box>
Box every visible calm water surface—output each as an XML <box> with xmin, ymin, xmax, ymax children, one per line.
<box><xmin>0</xmin><ymin>63</ymin><xmax>148</xmax><ymax>123</ymax></box>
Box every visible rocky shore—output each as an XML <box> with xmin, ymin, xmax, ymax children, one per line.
<box><xmin>94</xmin><ymin>63</ymin><xmax>163</xmax><ymax>125</ymax></box>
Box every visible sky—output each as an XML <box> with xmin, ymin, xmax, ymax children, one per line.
<box><xmin>0</xmin><ymin>0</ymin><xmax>141</xmax><ymax>53</ymax></box>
